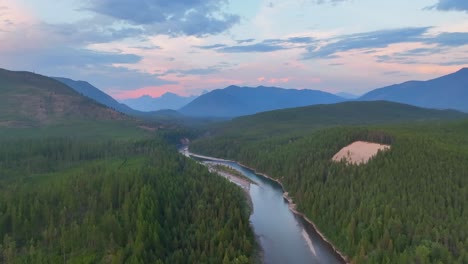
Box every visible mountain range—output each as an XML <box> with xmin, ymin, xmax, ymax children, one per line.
<box><xmin>52</xmin><ymin>68</ymin><xmax>468</xmax><ymax>118</ymax></box>
<box><xmin>53</xmin><ymin>77</ymin><xmax>187</xmax><ymax>121</ymax></box>
<box><xmin>359</xmin><ymin>68</ymin><xmax>468</xmax><ymax>113</ymax></box>
<box><xmin>122</xmin><ymin>93</ymin><xmax>197</xmax><ymax>112</ymax></box>
<box><xmin>2</xmin><ymin>67</ymin><xmax>468</xmax><ymax>124</ymax></box>
<box><xmin>180</xmin><ymin>85</ymin><xmax>345</xmax><ymax>117</ymax></box>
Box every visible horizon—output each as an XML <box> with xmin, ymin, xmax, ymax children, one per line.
<box><xmin>1</xmin><ymin>0</ymin><xmax>467</xmax><ymax>99</ymax></box>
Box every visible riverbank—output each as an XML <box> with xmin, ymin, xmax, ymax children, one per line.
<box><xmin>185</xmin><ymin>151</ymin><xmax>263</xmax><ymax>263</ymax></box>
<box><xmin>235</xmin><ymin>162</ymin><xmax>350</xmax><ymax>264</ymax></box>
<box><xmin>205</xmin><ymin>161</ymin><xmax>254</xmax><ymax>211</ymax></box>
<box><xmin>188</xmin><ymin>148</ymin><xmax>349</xmax><ymax>264</ymax></box>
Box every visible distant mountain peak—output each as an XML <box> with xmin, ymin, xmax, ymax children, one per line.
<box><xmin>456</xmin><ymin>67</ymin><xmax>468</xmax><ymax>74</ymax></box>
<box><xmin>161</xmin><ymin>92</ymin><xmax>180</xmax><ymax>98</ymax></box>
<box><xmin>122</xmin><ymin>92</ymin><xmax>196</xmax><ymax>112</ymax></box>
<box><xmin>180</xmin><ymin>85</ymin><xmax>345</xmax><ymax>117</ymax></box>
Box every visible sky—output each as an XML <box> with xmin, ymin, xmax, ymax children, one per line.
<box><xmin>1</xmin><ymin>0</ymin><xmax>467</xmax><ymax>99</ymax></box>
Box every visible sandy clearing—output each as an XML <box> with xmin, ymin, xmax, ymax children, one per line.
<box><xmin>332</xmin><ymin>141</ymin><xmax>390</xmax><ymax>165</ymax></box>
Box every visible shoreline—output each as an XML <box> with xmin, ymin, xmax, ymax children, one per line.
<box><xmin>234</xmin><ymin>161</ymin><xmax>350</xmax><ymax>264</ymax></box>
<box><xmin>207</xmin><ymin>162</ymin><xmax>254</xmax><ymax>211</ymax></box>
<box><xmin>193</xmin><ymin>158</ymin><xmax>263</xmax><ymax>263</ymax></box>
<box><xmin>188</xmin><ymin>149</ymin><xmax>350</xmax><ymax>264</ymax></box>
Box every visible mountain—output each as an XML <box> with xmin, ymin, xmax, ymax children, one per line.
<box><xmin>122</xmin><ymin>93</ymin><xmax>197</xmax><ymax>112</ymax></box>
<box><xmin>53</xmin><ymin>77</ymin><xmax>137</xmax><ymax>115</ymax></box>
<box><xmin>179</xmin><ymin>85</ymin><xmax>345</xmax><ymax>117</ymax></box>
<box><xmin>210</xmin><ymin>101</ymin><xmax>468</xmax><ymax>137</ymax></box>
<box><xmin>359</xmin><ymin>68</ymin><xmax>468</xmax><ymax>112</ymax></box>
<box><xmin>0</xmin><ymin>69</ymin><xmax>127</xmax><ymax>128</ymax></box>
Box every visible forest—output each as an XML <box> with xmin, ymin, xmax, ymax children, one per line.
<box><xmin>191</xmin><ymin>120</ymin><xmax>468</xmax><ymax>263</ymax></box>
<box><xmin>0</xmin><ymin>137</ymin><xmax>256</xmax><ymax>263</ymax></box>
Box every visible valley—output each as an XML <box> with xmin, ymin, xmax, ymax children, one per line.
<box><xmin>192</xmin><ymin>119</ymin><xmax>468</xmax><ymax>263</ymax></box>
<box><xmin>1</xmin><ymin>65</ymin><xmax>467</xmax><ymax>263</ymax></box>
<box><xmin>3</xmin><ymin>0</ymin><xmax>468</xmax><ymax>262</ymax></box>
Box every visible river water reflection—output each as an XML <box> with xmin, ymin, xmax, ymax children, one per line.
<box><xmin>194</xmin><ymin>156</ymin><xmax>344</xmax><ymax>264</ymax></box>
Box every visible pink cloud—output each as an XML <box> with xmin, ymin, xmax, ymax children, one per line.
<box><xmin>268</xmin><ymin>77</ymin><xmax>289</xmax><ymax>84</ymax></box>
<box><xmin>257</xmin><ymin>76</ymin><xmax>265</xmax><ymax>82</ymax></box>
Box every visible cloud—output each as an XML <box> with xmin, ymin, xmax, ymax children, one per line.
<box><xmin>372</xmin><ymin>33</ymin><xmax>468</xmax><ymax>65</ymax></box>
<box><xmin>423</xmin><ymin>32</ymin><xmax>468</xmax><ymax>46</ymax></box>
<box><xmin>35</xmin><ymin>48</ymin><xmax>141</xmax><ymax>67</ymax></box>
<box><xmin>267</xmin><ymin>77</ymin><xmax>289</xmax><ymax>84</ymax></box>
<box><xmin>287</xmin><ymin>37</ymin><xmax>315</xmax><ymax>44</ymax></box>
<box><xmin>0</xmin><ymin>46</ymin><xmax>173</xmax><ymax>91</ymax></box>
<box><xmin>195</xmin><ymin>44</ymin><xmax>227</xmax><ymax>49</ymax></box>
<box><xmin>74</xmin><ymin>66</ymin><xmax>176</xmax><ymax>91</ymax></box>
<box><xmin>438</xmin><ymin>59</ymin><xmax>468</xmax><ymax>66</ymax></box>
<box><xmin>195</xmin><ymin>36</ymin><xmax>315</xmax><ymax>53</ymax></box>
<box><xmin>195</xmin><ymin>41</ymin><xmax>288</xmax><ymax>53</ymax></box>
<box><xmin>131</xmin><ymin>45</ymin><xmax>162</xmax><ymax>50</ymax></box>
<box><xmin>312</xmin><ymin>0</ymin><xmax>349</xmax><ymax>5</ymax></box>
<box><xmin>42</xmin><ymin>22</ymin><xmax>145</xmax><ymax>45</ymax></box>
<box><xmin>256</xmin><ymin>76</ymin><xmax>290</xmax><ymax>84</ymax></box>
<box><xmin>303</xmin><ymin>27</ymin><xmax>431</xmax><ymax>59</ymax></box>
<box><xmin>376</xmin><ymin>54</ymin><xmax>468</xmax><ymax>67</ymax></box>
<box><xmin>0</xmin><ymin>4</ymin><xmax>174</xmax><ymax>92</ymax></box>
<box><xmin>220</xmin><ymin>43</ymin><xmax>289</xmax><ymax>53</ymax></box>
<box><xmin>428</xmin><ymin>0</ymin><xmax>468</xmax><ymax>12</ymax></box>
<box><xmin>165</xmin><ymin>67</ymin><xmax>220</xmax><ymax>76</ymax></box>
<box><xmin>163</xmin><ymin>62</ymin><xmax>237</xmax><ymax>77</ymax></box>
<box><xmin>236</xmin><ymin>38</ymin><xmax>255</xmax><ymax>44</ymax></box>
<box><xmin>383</xmin><ymin>71</ymin><xmax>402</xmax><ymax>75</ymax></box>
<box><xmin>394</xmin><ymin>47</ymin><xmax>443</xmax><ymax>56</ymax></box>
<box><xmin>376</xmin><ymin>55</ymin><xmax>420</xmax><ymax>65</ymax></box>
<box><xmin>86</xmin><ymin>0</ymin><xmax>240</xmax><ymax>36</ymax></box>
<box><xmin>0</xmin><ymin>6</ymin><xmax>8</xmax><ymax>16</ymax></box>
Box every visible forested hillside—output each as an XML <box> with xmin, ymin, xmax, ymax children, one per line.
<box><xmin>206</xmin><ymin>101</ymin><xmax>467</xmax><ymax>139</ymax></box>
<box><xmin>0</xmin><ymin>69</ymin><xmax>126</xmax><ymax>128</ymax></box>
<box><xmin>0</xmin><ymin>138</ymin><xmax>255</xmax><ymax>263</ymax></box>
<box><xmin>191</xmin><ymin>121</ymin><xmax>468</xmax><ymax>263</ymax></box>
<box><xmin>53</xmin><ymin>77</ymin><xmax>137</xmax><ymax>115</ymax></box>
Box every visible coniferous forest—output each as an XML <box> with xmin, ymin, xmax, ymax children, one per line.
<box><xmin>192</xmin><ymin>121</ymin><xmax>468</xmax><ymax>263</ymax></box>
<box><xmin>0</xmin><ymin>138</ymin><xmax>255</xmax><ymax>263</ymax></box>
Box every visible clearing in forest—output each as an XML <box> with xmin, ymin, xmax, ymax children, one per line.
<box><xmin>332</xmin><ymin>141</ymin><xmax>390</xmax><ymax>165</ymax></box>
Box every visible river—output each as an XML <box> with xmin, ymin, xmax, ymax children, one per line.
<box><xmin>189</xmin><ymin>152</ymin><xmax>344</xmax><ymax>264</ymax></box>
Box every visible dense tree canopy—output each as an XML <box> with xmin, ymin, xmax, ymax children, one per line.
<box><xmin>192</xmin><ymin>121</ymin><xmax>468</xmax><ymax>263</ymax></box>
<box><xmin>0</xmin><ymin>138</ymin><xmax>256</xmax><ymax>263</ymax></box>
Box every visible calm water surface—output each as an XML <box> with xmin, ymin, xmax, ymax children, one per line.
<box><xmin>195</xmin><ymin>156</ymin><xmax>343</xmax><ymax>264</ymax></box>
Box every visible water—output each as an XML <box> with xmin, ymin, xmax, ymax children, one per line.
<box><xmin>195</xmin><ymin>155</ymin><xmax>344</xmax><ymax>264</ymax></box>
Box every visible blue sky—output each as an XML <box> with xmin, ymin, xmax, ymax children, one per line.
<box><xmin>1</xmin><ymin>0</ymin><xmax>467</xmax><ymax>99</ymax></box>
